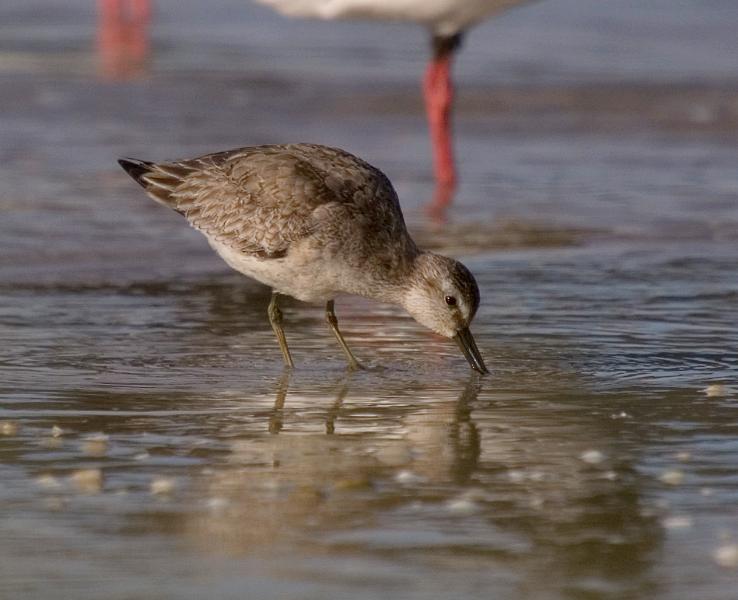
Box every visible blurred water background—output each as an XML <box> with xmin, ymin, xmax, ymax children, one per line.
<box><xmin>1</xmin><ymin>1</ymin><xmax>737</xmax><ymax>598</ymax></box>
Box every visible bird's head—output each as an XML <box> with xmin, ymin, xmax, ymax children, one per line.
<box><xmin>402</xmin><ymin>253</ymin><xmax>488</xmax><ymax>374</ymax></box>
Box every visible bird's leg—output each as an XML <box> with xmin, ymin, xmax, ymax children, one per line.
<box><xmin>423</xmin><ymin>56</ymin><xmax>454</xmax><ymax>186</ymax></box>
<box><xmin>424</xmin><ymin>34</ymin><xmax>462</xmax><ymax>189</ymax></box>
<box><xmin>97</xmin><ymin>0</ymin><xmax>151</xmax><ymax>78</ymax></box>
<box><xmin>325</xmin><ymin>300</ymin><xmax>363</xmax><ymax>370</ymax></box>
<box><xmin>268</xmin><ymin>291</ymin><xmax>294</xmax><ymax>368</ymax></box>
<box><xmin>98</xmin><ymin>0</ymin><xmax>150</xmax><ymax>23</ymax></box>
<box><xmin>129</xmin><ymin>0</ymin><xmax>151</xmax><ymax>25</ymax></box>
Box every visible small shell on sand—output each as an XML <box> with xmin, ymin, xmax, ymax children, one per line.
<box><xmin>661</xmin><ymin>516</ymin><xmax>693</xmax><ymax>530</ymax></box>
<box><xmin>659</xmin><ymin>470</ymin><xmax>684</xmax><ymax>485</ymax></box>
<box><xmin>713</xmin><ymin>544</ymin><xmax>738</xmax><ymax>568</ymax></box>
<box><xmin>150</xmin><ymin>477</ymin><xmax>176</xmax><ymax>496</ymax></box>
<box><xmin>36</xmin><ymin>474</ymin><xmax>62</xmax><ymax>489</ymax></box>
<box><xmin>82</xmin><ymin>434</ymin><xmax>109</xmax><ymax>457</ymax></box>
<box><xmin>394</xmin><ymin>470</ymin><xmax>425</xmax><ymax>485</ymax></box>
<box><xmin>445</xmin><ymin>491</ymin><xmax>484</xmax><ymax>515</ymax></box>
<box><xmin>703</xmin><ymin>384</ymin><xmax>728</xmax><ymax>397</ymax></box>
<box><xmin>579</xmin><ymin>449</ymin><xmax>605</xmax><ymax>464</ymax></box>
<box><xmin>0</xmin><ymin>420</ymin><xmax>20</xmax><ymax>436</ymax></box>
<box><xmin>71</xmin><ymin>468</ymin><xmax>104</xmax><ymax>494</ymax></box>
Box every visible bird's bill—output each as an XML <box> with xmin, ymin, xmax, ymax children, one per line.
<box><xmin>454</xmin><ymin>327</ymin><xmax>489</xmax><ymax>375</ymax></box>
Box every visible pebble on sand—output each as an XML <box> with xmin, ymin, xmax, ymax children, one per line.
<box><xmin>82</xmin><ymin>434</ymin><xmax>109</xmax><ymax>457</ymax></box>
<box><xmin>395</xmin><ymin>470</ymin><xmax>425</xmax><ymax>485</ymax></box>
<box><xmin>661</xmin><ymin>516</ymin><xmax>693</xmax><ymax>530</ymax></box>
<box><xmin>703</xmin><ymin>384</ymin><xmax>728</xmax><ymax>397</ymax></box>
<box><xmin>150</xmin><ymin>477</ymin><xmax>176</xmax><ymax>496</ymax></box>
<box><xmin>0</xmin><ymin>420</ymin><xmax>20</xmax><ymax>436</ymax></box>
<box><xmin>445</xmin><ymin>491</ymin><xmax>484</xmax><ymax>515</ymax></box>
<box><xmin>71</xmin><ymin>468</ymin><xmax>104</xmax><ymax>494</ymax></box>
<box><xmin>579</xmin><ymin>449</ymin><xmax>606</xmax><ymax>464</ymax></box>
<box><xmin>713</xmin><ymin>544</ymin><xmax>738</xmax><ymax>568</ymax></box>
<box><xmin>659</xmin><ymin>470</ymin><xmax>684</xmax><ymax>485</ymax></box>
<box><xmin>206</xmin><ymin>497</ymin><xmax>229</xmax><ymax>512</ymax></box>
<box><xmin>36</xmin><ymin>474</ymin><xmax>62</xmax><ymax>489</ymax></box>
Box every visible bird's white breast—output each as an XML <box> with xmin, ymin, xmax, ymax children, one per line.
<box><xmin>208</xmin><ymin>238</ymin><xmax>344</xmax><ymax>303</ymax></box>
<box><xmin>258</xmin><ymin>0</ymin><xmax>526</xmax><ymax>36</ymax></box>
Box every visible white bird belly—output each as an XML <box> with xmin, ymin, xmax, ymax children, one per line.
<box><xmin>257</xmin><ymin>0</ymin><xmax>524</xmax><ymax>35</ymax></box>
<box><xmin>208</xmin><ymin>238</ymin><xmax>340</xmax><ymax>303</ymax></box>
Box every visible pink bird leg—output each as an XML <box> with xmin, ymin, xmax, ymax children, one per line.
<box><xmin>97</xmin><ymin>0</ymin><xmax>152</xmax><ymax>79</ymax></box>
<box><xmin>423</xmin><ymin>36</ymin><xmax>459</xmax><ymax>189</ymax></box>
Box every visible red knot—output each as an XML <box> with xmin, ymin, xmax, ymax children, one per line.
<box><xmin>119</xmin><ymin>143</ymin><xmax>488</xmax><ymax>373</ymax></box>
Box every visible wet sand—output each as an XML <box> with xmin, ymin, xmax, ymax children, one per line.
<box><xmin>1</xmin><ymin>1</ymin><xmax>737</xmax><ymax>599</ymax></box>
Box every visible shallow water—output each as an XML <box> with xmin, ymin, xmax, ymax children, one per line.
<box><xmin>1</xmin><ymin>1</ymin><xmax>738</xmax><ymax>599</ymax></box>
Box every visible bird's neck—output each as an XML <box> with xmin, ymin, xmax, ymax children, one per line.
<box><xmin>348</xmin><ymin>243</ymin><xmax>423</xmax><ymax>307</ymax></box>
<box><xmin>394</xmin><ymin>250</ymin><xmax>437</xmax><ymax>308</ymax></box>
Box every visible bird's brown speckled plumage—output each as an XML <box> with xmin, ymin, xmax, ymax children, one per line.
<box><xmin>128</xmin><ymin>144</ymin><xmax>412</xmax><ymax>261</ymax></box>
<box><xmin>119</xmin><ymin>143</ymin><xmax>487</xmax><ymax>373</ymax></box>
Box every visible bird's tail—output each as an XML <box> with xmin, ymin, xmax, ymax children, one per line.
<box><xmin>118</xmin><ymin>157</ymin><xmax>194</xmax><ymax>211</ymax></box>
<box><xmin>118</xmin><ymin>158</ymin><xmax>154</xmax><ymax>186</ymax></box>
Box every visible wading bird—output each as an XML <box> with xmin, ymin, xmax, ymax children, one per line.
<box><xmin>119</xmin><ymin>144</ymin><xmax>488</xmax><ymax>373</ymax></box>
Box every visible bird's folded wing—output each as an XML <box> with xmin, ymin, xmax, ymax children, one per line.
<box><xmin>142</xmin><ymin>149</ymin><xmax>337</xmax><ymax>258</ymax></box>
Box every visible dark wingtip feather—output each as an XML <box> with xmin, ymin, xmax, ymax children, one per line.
<box><xmin>118</xmin><ymin>158</ymin><xmax>154</xmax><ymax>187</ymax></box>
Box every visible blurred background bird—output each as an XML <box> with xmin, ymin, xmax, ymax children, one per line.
<box><xmin>256</xmin><ymin>0</ymin><xmax>535</xmax><ymax>208</ymax></box>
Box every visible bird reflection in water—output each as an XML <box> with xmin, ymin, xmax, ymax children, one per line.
<box><xmin>182</xmin><ymin>372</ymin><xmax>484</xmax><ymax>554</ymax></box>
<box><xmin>267</xmin><ymin>370</ymin><xmax>470</xmax><ymax>437</ymax></box>
<box><xmin>425</xmin><ymin>181</ymin><xmax>456</xmax><ymax>225</ymax></box>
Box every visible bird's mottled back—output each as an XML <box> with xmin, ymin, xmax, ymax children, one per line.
<box><xmin>119</xmin><ymin>143</ymin><xmax>408</xmax><ymax>260</ymax></box>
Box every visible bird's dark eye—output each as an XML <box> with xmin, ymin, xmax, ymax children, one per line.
<box><xmin>445</xmin><ymin>295</ymin><xmax>457</xmax><ymax>306</ymax></box>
